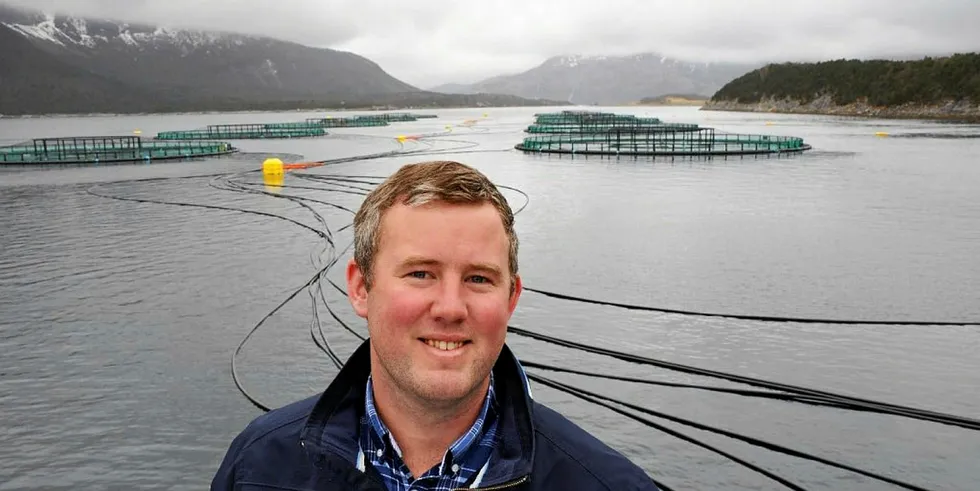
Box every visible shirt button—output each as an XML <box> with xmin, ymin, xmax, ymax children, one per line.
<box><xmin>376</xmin><ymin>449</ymin><xmax>383</xmax><ymax>457</ymax></box>
<box><xmin>451</xmin><ymin>464</ymin><xmax>460</xmax><ymax>473</ymax></box>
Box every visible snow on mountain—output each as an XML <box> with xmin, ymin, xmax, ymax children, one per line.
<box><xmin>2</xmin><ymin>10</ymin><xmax>255</xmax><ymax>54</ymax></box>
<box><xmin>0</xmin><ymin>3</ymin><xmax>422</xmax><ymax>115</ymax></box>
<box><xmin>5</xmin><ymin>12</ymin><xmax>65</xmax><ymax>45</ymax></box>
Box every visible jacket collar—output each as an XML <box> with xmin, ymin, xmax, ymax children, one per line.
<box><xmin>299</xmin><ymin>339</ymin><xmax>536</xmax><ymax>488</ymax></box>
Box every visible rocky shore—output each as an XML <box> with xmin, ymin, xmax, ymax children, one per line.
<box><xmin>702</xmin><ymin>95</ymin><xmax>980</xmax><ymax>122</ymax></box>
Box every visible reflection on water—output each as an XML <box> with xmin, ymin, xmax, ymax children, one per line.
<box><xmin>263</xmin><ymin>172</ymin><xmax>285</xmax><ymax>193</ymax></box>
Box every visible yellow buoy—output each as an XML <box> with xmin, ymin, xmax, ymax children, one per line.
<box><xmin>875</xmin><ymin>131</ymin><xmax>889</xmax><ymax>137</ymax></box>
<box><xmin>482</xmin><ymin>113</ymin><xmax>488</xmax><ymax>118</ymax></box>
<box><xmin>133</xmin><ymin>129</ymin><xmax>142</xmax><ymax>135</ymax></box>
<box><xmin>262</xmin><ymin>157</ymin><xmax>284</xmax><ymax>177</ymax></box>
<box><xmin>396</xmin><ymin>135</ymin><xmax>406</xmax><ymax>142</ymax></box>
<box><xmin>765</xmin><ymin>121</ymin><xmax>773</xmax><ymax>126</ymax></box>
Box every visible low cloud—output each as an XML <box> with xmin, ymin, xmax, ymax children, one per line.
<box><xmin>5</xmin><ymin>0</ymin><xmax>979</xmax><ymax>87</ymax></box>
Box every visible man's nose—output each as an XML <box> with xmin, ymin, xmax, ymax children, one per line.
<box><xmin>430</xmin><ymin>278</ymin><xmax>468</xmax><ymax>323</ymax></box>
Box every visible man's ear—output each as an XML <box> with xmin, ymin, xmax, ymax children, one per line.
<box><xmin>508</xmin><ymin>274</ymin><xmax>523</xmax><ymax>315</ymax></box>
<box><xmin>347</xmin><ymin>257</ymin><xmax>369</xmax><ymax>319</ymax></box>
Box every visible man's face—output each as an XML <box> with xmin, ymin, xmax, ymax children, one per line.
<box><xmin>348</xmin><ymin>200</ymin><xmax>521</xmax><ymax>406</ymax></box>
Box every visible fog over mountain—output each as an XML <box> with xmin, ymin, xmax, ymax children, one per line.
<box><xmin>5</xmin><ymin>0</ymin><xmax>977</xmax><ymax>87</ymax></box>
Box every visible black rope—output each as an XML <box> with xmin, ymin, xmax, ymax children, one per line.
<box><xmin>523</xmin><ymin>287</ymin><xmax>980</xmax><ymax>326</ymax></box>
<box><xmin>520</xmin><ymin>361</ymin><xmax>853</xmax><ymax>409</ymax></box>
<box><xmin>529</xmin><ymin>374</ymin><xmax>933</xmax><ymax>491</ymax></box>
<box><xmin>509</xmin><ymin>326</ymin><xmax>980</xmax><ymax>431</ymax></box>
<box><xmin>530</xmin><ymin>373</ymin><xmax>810</xmax><ymax>490</ymax></box>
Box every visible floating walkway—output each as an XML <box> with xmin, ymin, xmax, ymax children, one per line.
<box><xmin>516</xmin><ymin>111</ymin><xmax>811</xmax><ymax>156</ymax></box>
<box><xmin>0</xmin><ymin>136</ymin><xmax>236</xmax><ymax>165</ymax></box>
<box><xmin>156</xmin><ymin>123</ymin><xmax>327</xmax><ymax>140</ymax></box>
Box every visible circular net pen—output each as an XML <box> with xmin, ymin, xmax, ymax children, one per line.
<box><xmin>374</xmin><ymin>113</ymin><xmax>418</xmax><ymax>122</ymax></box>
<box><xmin>0</xmin><ymin>136</ymin><xmax>236</xmax><ymax>165</ymax></box>
<box><xmin>156</xmin><ymin>123</ymin><xmax>327</xmax><ymax>140</ymax></box>
<box><xmin>373</xmin><ymin>112</ymin><xmax>438</xmax><ymax>122</ymax></box>
<box><xmin>526</xmin><ymin>120</ymin><xmax>701</xmax><ymax>134</ymax></box>
<box><xmin>305</xmin><ymin>116</ymin><xmax>390</xmax><ymax>128</ymax></box>
<box><xmin>533</xmin><ymin>110</ymin><xmax>664</xmax><ymax>126</ymax></box>
<box><xmin>517</xmin><ymin>111</ymin><xmax>811</xmax><ymax>156</ymax></box>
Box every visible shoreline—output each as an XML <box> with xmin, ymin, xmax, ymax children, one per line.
<box><xmin>701</xmin><ymin>97</ymin><xmax>980</xmax><ymax>123</ymax></box>
<box><xmin>624</xmin><ymin>96</ymin><xmax>709</xmax><ymax>107</ymax></box>
<box><xmin>628</xmin><ymin>101</ymin><xmax>707</xmax><ymax>107</ymax></box>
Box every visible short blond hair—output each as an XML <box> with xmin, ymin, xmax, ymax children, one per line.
<box><xmin>353</xmin><ymin>160</ymin><xmax>518</xmax><ymax>290</ymax></box>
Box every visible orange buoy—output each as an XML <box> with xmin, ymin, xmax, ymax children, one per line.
<box><xmin>283</xmin><ymin>162</ymin><xmax>318</xmax><ymax>170</ymax></box>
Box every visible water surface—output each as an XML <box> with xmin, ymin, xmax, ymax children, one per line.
<box><xmin>1</xmin><ymin>107</ymin><xmax>978</xmax><ymax>490</ymax></box>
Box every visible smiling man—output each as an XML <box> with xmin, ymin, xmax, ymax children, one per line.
<box><xmin>211</xmin><ymin>160</ymin><xmax>659</xmax><ymax>490</ymax></box>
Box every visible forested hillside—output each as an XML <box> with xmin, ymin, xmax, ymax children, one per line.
<box><xmin>704</xmin><ymin>54</ymin><xmax>980</xmax><ymax>120</ymax></box>
<box><xmin>710</xmin><ymin>54</ymin><xmax>980</xmax><ymax>106</ymax></box>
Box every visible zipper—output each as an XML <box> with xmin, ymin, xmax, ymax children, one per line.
<box><xmin>455</xmin><ymin>474</ymin><xmax>529</xmax><ymax>491</ymax></box>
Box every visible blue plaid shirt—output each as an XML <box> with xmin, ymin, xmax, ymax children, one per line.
<box><xmin>357</xmin><ymin>373</ymin><xmax>499</xmax><ymax>491</ymax></box>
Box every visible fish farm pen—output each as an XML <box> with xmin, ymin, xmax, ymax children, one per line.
<box><xmin>154</xmin><ymin>113</ymin><xmax>439</xmax><ymax>140</ymax></box>
<box><xmin>375</xmin><ymin>112</ymin><xmax>438</xmax><ymax>122</ymax></box>
<box><xmin>303</xmin><ymin>112</ymin><xmax>441</xmax><ymax>127</ymax></box>
<box><xmin>305</xmin><ymin>116</ymin><xmax>389</xmax><ymax>128</ymax></box>
<box><xmin>0</xmin><ymin>136</ymin><xmax>236</xmax><ymax>164</ymax></box>
<box><xmin>156</xmin><ymin>123</ymin><xmax>327</xmax><ymax>140</ymax></box>
<box><xmin>516</xmin><ymin>111</ymin><xmax>811</xmax><ymax>156</ymax></box>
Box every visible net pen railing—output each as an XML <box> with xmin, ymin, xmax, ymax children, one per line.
<box><xmin>517</xmin><ymin>130</ymin><xmax>808</xmax><ymax>155</ymax></box>
<box><xmin>0</xmin><ymin>137</ymin><xmax>235</xmax><ymax>164</ymax></box>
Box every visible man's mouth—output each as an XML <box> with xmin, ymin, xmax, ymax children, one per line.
<box><xmin>420</xmin><ymin>338</ymin><xmax>471</xmax><ymax>351</ymax></box>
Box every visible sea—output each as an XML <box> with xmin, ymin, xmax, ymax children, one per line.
<box><xmin>1</xmin><ymin>106</ymin><xmax>978</xmax><ymax>490</ymax></box>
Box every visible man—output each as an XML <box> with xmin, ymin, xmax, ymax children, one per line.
<box><xmin>211</xmin><ymin>160</ymin><xmax>659</xmax><ymax>490</ymax></box>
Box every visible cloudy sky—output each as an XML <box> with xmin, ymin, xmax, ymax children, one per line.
<box><xmin>6</xmin><ymin>0</ymin><xmax>980</xmax><ymax>88</ymax></box>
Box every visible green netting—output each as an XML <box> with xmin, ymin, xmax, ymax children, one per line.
<box><xmin>517</xmin><ymin>111</ymin><xmax>811</xmax><ymax>156</ymax></box>
<box><xmin>517</xmin><ymin>131</ymin><xmax>809</xmax><ymax>155</ymax></box>
<box><xmin>376</xmin><ymin>113</ymin><xmax>418</xmax><ymax>122</ymax></box>
<box><xmin>156</xmin><ymin>123</ymin><xmax>327</xmax><ymax>140</ymax></box>
<box><xmin>260</xmin><ymin>122</ymin><xmax>331</xmax><ymax>129</ymax></box>
<box><xmin>303</xmin><ymin>112</ymin><xmax>438</xmax><ymax>127</ymax></box>
<box><xmin>526</xmin><ymin>122</ymin><xmax>701</xmax><ymax>134</ymax></box>
<box><xmin>373</xmin><ymin>112</ymin><xmax>438</xmax><ymax>121</ymax></box>
<box><xmin>371</xmin><ymin>112</ymin><xmax>437</xmax><ymax>121</ymax></box>
<box><xmin>305</xmin><ymin>116</ymin><xmax>390</xmax><ymax>128</ymax></box>
<box><xmin>533</xmin><ymin>110</ymin><xmax>663</xmax><ymax>125</ymax></box>
<box><xmin>0</xmin><ymin>136</ymin><xmax>235</xmax><ymax>164</ymax></box>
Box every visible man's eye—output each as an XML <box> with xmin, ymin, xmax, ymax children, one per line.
<box><xmin>469</xmin><ymin>275</ymin><xmax>490</xmax><ymax>284</ymax></box>
<box><xmin>409</xmin><ymin>271</ymin><xmax>429</xmax><ymax>279</ymax></box>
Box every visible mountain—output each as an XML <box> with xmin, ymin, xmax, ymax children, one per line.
<box><xmin>703</xmin><ymin>54</ymin><xmax>980</xmax><ymax>121</ymax></box>
<box><xmin>429</xmin><ymin>53</ymin><xmax>758</xmax><ymax>105</ymax></box>
<box><xmin>709</xmin><ymin>55</ymin><xmax>980</xmax><ymax>106</ymax></box>
<box><xmin>0</xmin><ymin>19</ymin><xmax>156</xmax><ymax>114</ymax></box>
<box><xmin>0</xmin><ymin>4</ymin><xmax>561</xmax><ymax>115</ymax></box>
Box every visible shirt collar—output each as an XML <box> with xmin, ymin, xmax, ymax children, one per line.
<box><xmin>363</xmin><ymin>371</ymin><xmax>497</xmax><ymax>467</ymax></box>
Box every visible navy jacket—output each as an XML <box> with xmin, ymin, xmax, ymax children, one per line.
<box><xmin>211</xmin><ymin>340</ymin><xmax>660</xmax><ymax>490</ymax></box>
